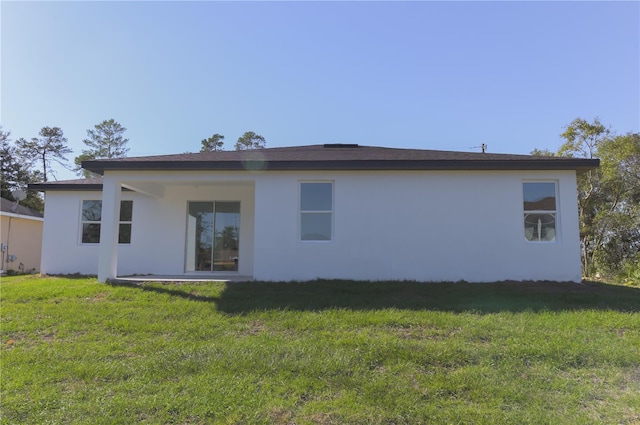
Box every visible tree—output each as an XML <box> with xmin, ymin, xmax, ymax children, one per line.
<box><xmin>75</xmin><ymin>119</ymin><xmax>129</xmax><ymax>178</ymax></box>
<box><xmin>200</xmin><ymin>133</ymin><xmax>225</xmax><ymax>152</ymax></box>
<box><xmin>595</xmin><ymin>132</ymin><xmax>640</xmax><ymax>279</ymax></box>
<box><xmin>16</xmin><ymin>126</ymin><xmax>71</xmax><ymax>182</ymax></box>
<box><xmin>559</xmin><ymin>117</ymin><xmax>610</xmax><ymax>159</ymax></box>
<box><xmin>235</xmin><ymin>131</ymin><xmax>266</xmax><ymax>150</ymax></box>
<box><xmin>600</xmin><ymin>132</ymin><xmax>640</xmax><ymax>185</ymax></box>
<box><xmin>1</xmin><ymin>127</ymin><xmax>20</xmax><ymax>198</ymax></box>
<box><xmin>557</xmin><ymin>118</ymin><xmax>613</xmax><ymax>276</ymax></box>
<box><xmin>538</xmin><ymin>118</ymin><xmax>640</xmax><ymax>281</ymax></box>
<box><xmin>0</xmin><ymin>127</ymin><xmax>44</xmax><ymax>212</ymax></box>
<box><xmin>73</xmin><ymin>152</ymin><xmax>97</xmax><ymax>179</ymax></box>
<box><xmin>529</xmin><ymin>148</ymin><xmax>556</xmax><ymax>157</ymax></box>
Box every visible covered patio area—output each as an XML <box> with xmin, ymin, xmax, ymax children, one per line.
<box><xmin>95</xmin><ymin>173</ymin><xmax>256</xmax><ymax>282</ymax></box>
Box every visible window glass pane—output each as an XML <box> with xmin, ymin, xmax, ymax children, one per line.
<box><xmin>82</xmin><ymin>223</ymin><xmax>101</xmax><ymax>243</ymax></box>
<box><xmin>214</xmin><ymin>202</ymin><xmax>240</xmax><ymax>214</ymax></box>
<box><xmin>119</xmin><ymin>201</ymin><xmax>133</xmax><ymax>221</ymax></box>
<box><xmin>301</xmin><ymin>213</ymin><xmax>332</xmax><ymax>241</ymax></box>
<box><xmin>82</xmin><ymin>200</ymin><xmax>102</xmax><ymax>221</ymax></box>
<box><xmin>301</xmin><ymin>183</ymin><xmax>332</xmax><ymax>211</ymax></box>
<box><xmin>524</xmin><ymin>213</ymin><xmax>556</xmax><ymax>241</ymax></box>
<box><xmin>119</xmin><ymin>223</ymin><xmax>132</xmax><ymax>244</ymax></box>
<box><xmin>213</xmin><ymin>202</ymin><xmax>240</xmax><ymax>272</ymax></box>
<box><xmin>187</xmin><ymin>202</ymin><xmax>214</xmax><ymax>272</ymax></box>
<box><xmin>523</xmin><ymin>183</ymin><xmax>556</xmax><ymax>211</ymax></box>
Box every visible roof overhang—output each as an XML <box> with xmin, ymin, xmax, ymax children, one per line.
<box><xmin>81</xmin><ymin>158</ymin><xmax>600</xmax><ymax>175</ymax></box>
<box><xmin>30</xmin><ymin>156</ymin><xmax>599</xmax><ymax>193</ymax></box>
<box><xmin>27</xmin><ymin>182</ymin><xmax>132</xmax><ymax>192</ymax></box>
<box><xmin>28</xmin><ymin>182</ymin><xmax>105</xmax><ymax>191</ymax></box>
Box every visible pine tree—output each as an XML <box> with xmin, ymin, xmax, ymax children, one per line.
<box><xmin>74</xmin><ymin>119</ymin><xmax>129</xmax><ymax>178</ymax></box>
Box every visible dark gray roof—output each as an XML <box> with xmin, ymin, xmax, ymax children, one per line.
<box><xmin>79</xmin><ymin>144</ymin><xmax>599</xmax><ymax>175</ymax></box>
<box><xmin>30</xmin><ymin>145</ymin><xmax>599</xmax><ymax>192</ymax></box>
<box><xmin>0</xmin><ymin>197</ymin><xmax>44</xmax><ymax>218</ymax></box>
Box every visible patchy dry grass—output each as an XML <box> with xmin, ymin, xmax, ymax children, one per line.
<box><xmin>1</xmin><ymin>275</ymin><xmax>639</xmax><ymax>424</ymax></box>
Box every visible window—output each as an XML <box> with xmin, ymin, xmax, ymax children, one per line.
<box><xmin>523</xmin><ymin>182</ymin><xmax>556</xmax><ymax>242</ymax></box>
<box><xmin>81</xmin><ymin>200</ymin><xmax>133</xmax><ymax>244</ymax></box>
<box><xmin>118</xmin><ymin>200</ymin><xmax>133</xmax><ymax>244</ymax></box>
<box><xmin>300</xmin><ymin>182</ymin><xmax>333</xmax><ymax>241</ymax></box>
<box><xmin>81</xmin><ymin>200</ymin><xmax>102</xmax><ymax>243</ymax></box>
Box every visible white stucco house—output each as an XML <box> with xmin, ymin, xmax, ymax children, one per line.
<box><xmin>30</xmin><ymin>144</ymin><xmax>598</xmax><ymax>283</ymax></box>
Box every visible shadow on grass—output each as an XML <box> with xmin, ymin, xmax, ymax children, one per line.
<box><xmin>107</xmin><ymin>280</ymin><xmax>220</xmax><ymax>303</ymax></box>
<box><xmin>44</xmin><ymin>273</ymin><xmax>99</xmax><ymax>280</ymax></box>
<box><xmin>107</xmin><ymin>279</ymin><xmax>640</xmax><ymax>314</ymax></box>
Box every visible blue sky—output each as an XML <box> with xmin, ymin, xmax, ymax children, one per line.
<box><xmin>1</xmin><ymin>1</ymin><xmax>638</xmax><ymax>180</ymax></box>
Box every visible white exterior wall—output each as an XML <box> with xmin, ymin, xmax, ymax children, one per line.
<box><xmin>41</xmin><ymin>191</ymin><xmax>121</xmax><ymax>275</ymax></box>
<box><xmin>40</xmin><ymin>182</ymin><xmax>255</xmax><ymax>277</ymax></box>
<box><xmin>40</xmin><ymin>169</ymin><xmax>581</xmax><ymax>282</ymax></box>
<box><xmin>253</xmin><ymin>170</ymin><xmax>582</xmax><ymax>282</ymax></box>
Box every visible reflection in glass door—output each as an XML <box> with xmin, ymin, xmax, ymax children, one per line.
<box><xmin>186</xmin><ymin>202</ymin><xmax>240</xmax><ymax>272</ymax></box>
<box><xmin>212</xmin><ymin>202</ymin><xmax>240</xmax><ymax>271</ymax></box>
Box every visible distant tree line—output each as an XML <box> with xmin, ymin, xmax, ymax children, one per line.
<box><xmin>532</xmin><ymin>117</ymin><xmax>640</xmax><ymax>284</ymax></box>
<box><xmin>1</xmin><ymin>119</ymin><xmax>130</xmax><ymax>211</ymax></box>
<box><xmin>1</xmin><ymin>122</ymin><xmax>268</xmax><ymax>213</ymax></box>
<box><xmin>1</xmin><ymin>126</ymin><xmax>69</xmax><ymax>212</ymax></box>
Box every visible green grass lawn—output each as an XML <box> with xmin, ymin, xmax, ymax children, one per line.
<box><xmin>1</xmin><ymin>276</ymin><xmax>639</xmax><ymax>424</ymax></box>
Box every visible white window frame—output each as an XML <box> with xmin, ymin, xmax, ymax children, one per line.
<box><xmin>299</xmin><ymin>181</ymin><xmax>334</xmax><ymax>242</ymax></box>
<box><xmin>80</xmin><ymin>200</ymin><xmax>102</xmax><ymax>244</ymax></box>
<box><xmin>79</xmin><ymin>200</ymin><xmax>133</xmax><ymax>245</ymax></box>
<box><xmin>522</xmin><ymin>181</ymin><xmax>559</xmax><ymax>243</ymax></box>
<box><xmin>118</xmin><ymin>200</ymin><xmax>133</xmax><ymax>244</ymax></box>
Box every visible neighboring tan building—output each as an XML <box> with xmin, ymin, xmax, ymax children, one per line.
<box><xmin>30</xmin><ymin>144</ymin><xmax>598</xmax><ymax>282</ymax></box>
<box><xmin>1</xmin><ymin>197</ymin><xmax>44</xmax><ymax>274</ymax></box>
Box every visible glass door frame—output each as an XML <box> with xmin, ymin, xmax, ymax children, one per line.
<box><xmin>184</xmin><ymin>201</ymin><xmax>241</xmax><ymax>274</ymax></box>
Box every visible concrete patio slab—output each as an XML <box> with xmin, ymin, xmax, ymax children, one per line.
<box><xmin>112</xmin><ymin>275</ymin><xmax>254</xmax><ymax>283</ymax></box>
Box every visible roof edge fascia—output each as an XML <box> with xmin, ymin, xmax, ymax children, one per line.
<box><xmin>27</xmin><ymin>183</ymin><xmax>131</xmax><ymax>192</ymax></box>
<box><xmin>83</xmin><ymin>158</ymin><xmax>601</xmax><ymax>175</ymax></box>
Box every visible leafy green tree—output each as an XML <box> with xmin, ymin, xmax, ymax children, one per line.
<box><xmin>200</xmin><ymin>133</ymin><xmax>225</xmax><ymax>152</ymax></box>
<box><xmin>16</xmin><ymin>126</ymin><xmax>71</xmax><ymax>182</ymax></box>
<box><xmin>529</xmin><ymin>148</ymin><xmax>556</xmax><ymax>157</ymax></box>
<box><xmin>600</xmin><ymin>132</ymin><xmax>640</xmax><ymax>186</ymax></box>
<box><xmin>235</xmin><ymin>131</ymin><xmax>266</xmax><ymax>150</ymax></box>
<box><xmin>536</xmin><ymin>118</ymin><xmax>640</xmax><ymax>281</ymax></box>
<box><xmin>74</xmin><ymin>119</ymin><xmax>129</xmax><ymax>178</ymax></box>
<box><xmin>1</xmin><ymin>127</ymin><xmax>21</xmax><ymax>198</ymax></box>
<box><xmin>558</xmin><ymin>118</ymin><xmax>611</xmax><ymax>276</ymax></box>
<box><xmin>595</xmin><ymin>132</ymin><xmax>640</xmax><ymax>280</ymax></box>
<box><xmin>559</xmin><ymin>117</ymin><xmax>610</xmax><ymax>159</ymax></box>
<box><xmin>0</xmin><ymin>127</ymin><xmax>44</xmax><ymax>212</ymax></box>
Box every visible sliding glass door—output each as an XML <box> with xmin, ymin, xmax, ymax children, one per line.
<box><xmin>212</xmin><ymin>202</ymin><xmax>240</xmax><ymax>271</ymax></box>
<box><xmin>186</xmin><ymin>202</ymin><xmax>240</xmax><ymax>272</ymax></box>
